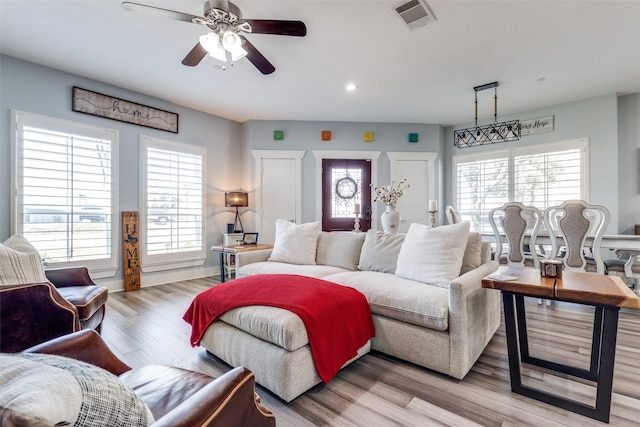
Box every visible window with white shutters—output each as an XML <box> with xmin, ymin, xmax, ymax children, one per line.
<box><xmin>140</xmin><ymin>136</ymin><xmax>206</xmax><ymax>271</ymax></box>
<box><xmin>12</xmin><ymin>111</ymin><xmax>118</xmax><ymax>275</ymax></box>
<box><xmin>453</xmin><ymin>139</ymin><xmax>588</xmax><ymax>233</ymax></box>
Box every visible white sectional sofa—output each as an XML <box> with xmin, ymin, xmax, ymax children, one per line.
<box><xmin>235</xmin><ymin>221</ymin><xmax>501</xmax><ymax>382</ymax></box>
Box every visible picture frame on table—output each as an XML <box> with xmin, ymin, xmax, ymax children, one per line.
<box><xmin>242</xmin><ymin>232</ymin><xmax>259</xmax><ymax>245</ymax></box>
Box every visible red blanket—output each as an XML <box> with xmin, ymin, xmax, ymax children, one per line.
<box><xmin>183</xmin><ymin>274</ymin><xmax>375</xmax><ymax>383</ymax></box>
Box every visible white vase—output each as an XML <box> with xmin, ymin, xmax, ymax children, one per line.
<box><xmin>381</xmin><ymin>205</ymin><xmax>401</xmax><ymax>234</ymax></box>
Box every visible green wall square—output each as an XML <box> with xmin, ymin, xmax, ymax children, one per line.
<box><xmin>274</xmin><ymin>130</ymin><xmax>284</xmax><ymax>140</ymax></box>
<box><xmin>408</xmin><ymin>133</ymin><xmax>418</xmax><ymax>143</ymax></box>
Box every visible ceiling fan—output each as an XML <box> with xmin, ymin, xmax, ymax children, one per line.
<box><xmin>121</xmin><ymin>0</ymin><xmax>306</xmax><ymax>74</ymax></box>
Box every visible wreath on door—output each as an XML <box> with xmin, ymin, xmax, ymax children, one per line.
<box><xmin>335</xmin><ymin>176</ymin><xmax>358</xmax><ymax>199</ymax></box>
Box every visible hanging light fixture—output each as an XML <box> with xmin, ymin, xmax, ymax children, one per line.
<box><xmin>199</xmin><ymin>30</ymin><xmax>247</xmax><ymax>63</ymax></box>
<box><xmin>453</xmin><ymin>82</ymin><xmax>520</xmax><ymax>148</ymax></box>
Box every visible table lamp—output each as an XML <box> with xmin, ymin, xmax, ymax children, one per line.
<box><xmin>225</xmin><ymin>191</ymin><xmax>248</xmax><ymax>233</ymax></box>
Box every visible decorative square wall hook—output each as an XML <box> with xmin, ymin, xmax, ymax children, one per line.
<box><xmin>273</xmin><ymin>130</ymin><xmax>284</xmax><ymax>141</ymax></box>
<box><xmin>408</xmin><ymin>133</ymin><xmax>419</xmax><ymax>143</ymax></box>
<box><xmin>321</xmin><ymin>130</ymin><xmax>331</xmax><ymax>141</ymax></box>
<box><xmin>363</xmin><ymin>131</ymin><xmax>374</xmax><ymax>142</ymax></box>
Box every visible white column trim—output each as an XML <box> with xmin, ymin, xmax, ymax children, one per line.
<box><xmin>387</xmin><ymin>151</ymin><xmax>438</xmax><ymax>213</ymax></box>
<box><xmin>251</xmin><ymin>150</ymin><xmax>305</xmax><ymax>235</ymax></box>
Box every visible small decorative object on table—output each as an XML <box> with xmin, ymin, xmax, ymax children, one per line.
<box><xmin>540</xmin><ymin>259</ymin><xmax>562</xmax><ymax>278</ymax></box>
<box><xmin>353</xmin><ymin>203</ymin><xmax>361</xmax><ymax>232</ymax></box>
<box><xmin>428</xmin><ymin>199</ymin><xmax>438</xmax><ymax>228</ymax></box>
<box><xmin>242</xmin><ymin>232</ymin><xmax>259</xmax><ymax>245</ymax></box>
<box><xmin>372</xmin><ymin>178</ymin><xmax>410</xmax><ymax>234</ymax></box>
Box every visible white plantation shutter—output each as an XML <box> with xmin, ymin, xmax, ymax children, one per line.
<box><xmin>454</xmin><ymin>139</ymin><xmax>588</xmax><ymax>232</ymax></box>
<box><xmin>13</xmin><ymin>111</ymin><xmax>118</xmax><ymax>274</ymax></box>
<box><xmin>140</xmin><ymin>136</ymin><xmax>206</xmax><ymax>271</ymax></box>
<box><xmin>455</xmin><ymin>156</ymin><xmax>509</xmax><ymax>233</ymax></box>
<box><xmin>514</xmin><ymin>148</ymin><xmax>583</xmax><ymax>210</ymax></box>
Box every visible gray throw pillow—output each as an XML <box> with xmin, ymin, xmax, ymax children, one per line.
<box><xmin>357</xmin><ymin>229</ymin><xmax>406</xmax><ymax>273</ymax></box>
<box><xmin>460</xmin><ymin>231</ymin><xmax>483</xmax><ymax>275</ymax></box>
<box><xmin>316</xmin><ymin>232</ymin><xmax>366</xmax><ymax>271</ymax></box>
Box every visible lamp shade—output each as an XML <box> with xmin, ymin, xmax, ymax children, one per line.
<box><xmin>225</xmin><ymin>191</ymin><xmax>248</xmax><ymax>207</ymax></box>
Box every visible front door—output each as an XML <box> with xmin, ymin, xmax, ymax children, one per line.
<box><xmin>321</xmin><ymin>159</ymin><xmax>372</xmax><ymax>232</ymax></box>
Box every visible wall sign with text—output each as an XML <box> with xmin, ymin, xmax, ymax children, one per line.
<box><xmin>72</xmin><ymin>86</ymin><xmax>178</xmax><ymax>133</ymax></box>
<box><xmin>520</xmin><ymin>115</ymin><xmax>554</xmax><ymax>136</ymax></box>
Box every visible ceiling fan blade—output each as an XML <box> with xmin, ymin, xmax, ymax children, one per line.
<box><xmin>182</xmin><ymin>42</ymin><xmax>208</xmax><ymax>66</ymax></box>
<box><xmin>121</xmin><ymin>2</ymin><xmax>199</xmax><ymax>24</ymax></box>
<box><xmin>240</xmin><ymin>36</ymin><xmax>275</xmax><ymax>75</ymax></box>
<box><xmin>244</xmin><ymin>19</ymin><xmax>307</xmax><ymax>37</ymax></box>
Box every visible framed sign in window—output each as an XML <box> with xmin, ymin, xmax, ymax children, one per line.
<box><xmin>72</xmin><ymin>86</ymin><xmax>178</xmax><ymax>133</ymax></box>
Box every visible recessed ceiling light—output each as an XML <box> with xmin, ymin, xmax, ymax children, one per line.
<box><xmin>346</xmin><ymin>83</ymin><xmax>358</xmax><ymax>91</ymax></box>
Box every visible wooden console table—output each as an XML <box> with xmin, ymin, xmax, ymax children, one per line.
<box><xmin>211</xmin><ymin>244</ymin><xmax>273</xmax><ymax>282</ymax></box>
<box><xmin>482</xmin><ymin>267</ymin><xmax>639</xmax><ymax>423</ymax></box>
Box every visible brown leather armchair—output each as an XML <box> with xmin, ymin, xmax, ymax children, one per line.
<box><xmin>0</xmin><ymin>266</ymin><xmax>108</xmax><ymax>353</ymax></box>
<box><xmin>25</xmin><ymin>330</ymin><xmax>276</xmax><ymax>427</ymax></box>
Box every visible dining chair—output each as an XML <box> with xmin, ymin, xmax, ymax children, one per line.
<box><xmin>544</xmin><ymin>200</ymin><xmax>610</xmax><ymax>275</ymax></box>
<box><xmin>489</xmin><ymin>202</ymin><xmax>544</xmax><ymax>268</ymax></box>
<box><xmin>604</xmin><ymin>250</ymin><xmax>640</xmax><ymax>292</ymax></box>
<box><xmin>445</xmin><ymin>205</ymin><xmax>461</xmax><ymax>225</ymax></box>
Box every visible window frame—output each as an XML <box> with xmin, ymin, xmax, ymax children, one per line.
<box><xmin>139</xmin><ymin>135</ymin><xmax>206</xmax><ymax>272</ymax></box>
<box><xmin>11</xmin><ymin>110</ymin><xmax>119</xmax><ymax>277</ymax></box>
<box><xmin>452</xmin><ymin>138</ymin><xmax>590</xmax><ymax>231</ymax></box>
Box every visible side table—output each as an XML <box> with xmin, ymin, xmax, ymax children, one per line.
<box><xmin>482</xmin><ymin>267</ymin><xmax>639</xmax><ymax>423</ymax></box>
<box><xmin>211</xmin><ymin>244</ymin><xmax>273</xmax><ymax>282</ymax></box>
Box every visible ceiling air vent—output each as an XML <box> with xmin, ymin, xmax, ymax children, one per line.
<box><xmin>393</xmin><ymin>0</ymin><xmax>436</xmax><ymax>31</ymax></box>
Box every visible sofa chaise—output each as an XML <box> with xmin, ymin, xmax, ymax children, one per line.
<box><xmin>202</xmin><ymin>220</ymin><xmax>500</xmax><ymax>401</ymax></box>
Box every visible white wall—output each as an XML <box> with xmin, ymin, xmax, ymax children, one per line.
<box><xmin>0</xmin><ymin>55</ymin><xmax>244</xmax><ymax>290</ymax></box>
<box><xmin>617</xmin><ymin>93</ymin><xmax>640</xmax><ymax>235</ymax></box>
<box><xmin>2</xmin><ymin>55</ymin><xmax>638</xmax><ymax>290</ymax></box>
<box><xmin>444</xmin><ymin>93</ymin><xmax>635</xmax><ymax>234</ymax></box>
<box><xmin>242</xmin><ymin>120</ymin><xmax>445</xmax><ymax>225</ymax></box>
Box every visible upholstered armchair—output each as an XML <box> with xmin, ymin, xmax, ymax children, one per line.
<box><xmin>22</xmin><ymin>330</ymin><xmax>276</xmax><ymax>427</ymax></box>
<box><xmin>0</xmin><ymin>266</ymin><xmax>108</xmax><ymax>353</ymax></box>
<box><xmin>1</xmin><ymin>233</ymin><xmax>108</xmax><ymax>353</ymax></box>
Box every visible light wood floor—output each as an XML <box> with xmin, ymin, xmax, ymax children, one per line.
<box><xmin>102</xmin><ymin>277</ymin><xmax>640</xmax><ymax>426</ymax></box>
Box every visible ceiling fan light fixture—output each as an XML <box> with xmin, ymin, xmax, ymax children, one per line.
<box><xmin>222</xmin><ymin>31</ymin><xmax>240</xmax><ymax>50</ymax></box>
<box><xmin>200</xmin><ymin>32</ymin><xmax>227</xmax><ymax>62</ymax></box>
<box><xmin>221</xmin><ymin>30</ymin><xmax>247</xmax><ymax>61</ymax></box>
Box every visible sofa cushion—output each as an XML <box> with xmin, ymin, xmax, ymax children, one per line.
<box><xmin>56</xmin><ymin>285</ymin><xmax>109</xmax><ymax>321</ymax></box>
<box><xmin>268</xmin><ymin>220</ymin><xmax>321</xmax><ymax>265</ymax></box>
<box><xmin>220</xmin><ymin>305</ymin><xmax>309</xmax><ymax>351</ymax></box>
<box><xmin>357</xmin><ymin>229</ymin><xmax>405</xmax><ymax>273</ymax></box>
<box><xmin>239</xmin><ymin>261</ymin><xmax>350</xmax><ymax>278</ymax></box>
<box><xmin>460</xmin><ymin>231</ymin><xmax>483</xmax><ymax>275</ymax></box>
<box><xmin>0</xmin><ymin>234</ymin><xmax>46</xmax><ymax>286</ymax></box>
<box><xmin>316</xmin><ymin>231</ymin><xmax>366</xmax><ymax>271</ymax></box>
<box><xmin>324</xmin><ymin>271</ymin><xmax>449</xmax><ymax>331</ymax></box>
<box><xmin>395</xmin><ymin>222</ymin><xmax>471</xmax><ymax>286</ymax></box>
<box><xmin>0</xmin><ymin>353</ymin><xmax>154</xmax><ymax>426</ymax></box>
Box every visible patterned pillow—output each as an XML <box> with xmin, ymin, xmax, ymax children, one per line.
<box><xmin>0</xmin><ymin>353</ymin><xmax>154</xmax><ymax>426</ymax></box>
<box><xmin>0</xmin><ymin>234</ymin><xmax>46</xmax><ymax>286</ymax></box>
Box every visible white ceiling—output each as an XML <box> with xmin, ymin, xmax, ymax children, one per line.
<box><xmin>1</xmin><ymin>0</ymin><xmax>639</xmax><ymax>125</ymax></box>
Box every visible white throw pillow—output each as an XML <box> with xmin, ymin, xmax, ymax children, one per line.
<box><xmin>0</xmin><ymin>234</ymin><xmax>46</xmax><ymax>286</ymax></box>
<box><xmin>268</xmin><ymin>219</ymin><xmax>321</xmax><ymax>265</ymax></box>
<box><xmin>395</xmin><ymin>222</ymin><xmax>471</xmax><ymax>286</ymax></box>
